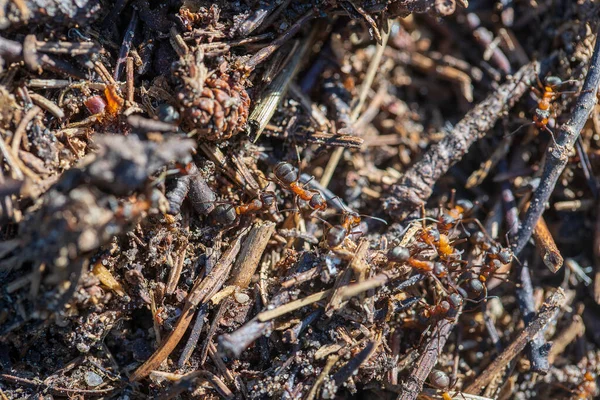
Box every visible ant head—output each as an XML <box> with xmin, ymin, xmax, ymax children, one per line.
<box><xmin>309</xmin><ymin>192</ymin><xmax>327</xmax><ymax>210</ymax></box>
<box><xmin>433</xmin><ymin>262</ymin><xmax>448</xmax><ymax>278</ymax></box>
<box><xmin>260</xmin><ymin>191</ymin><xmax>277</xmax><ymax>207</ymax></box>
<box><xmin>388</xmin><ymin>246</ymin><xmax>411</xmax><ymax>263</ymax></box>
<box><xmin>456</xmin><ymin>199</ymin><xmax>473</xmax><ymax>214</ymax></box>
<box><xmin>426</xmin><ymin>226</ymin><xmax>440</xmax><ymax>242</ymax></box>
<box><xmin>439</xmin><ymin>213</ymin><xmax>456</xmax><ymax>228</ymax></box>
<box><xmin>212</xmin><ymin>203</ymin><xmax>237</xmax><ymax>225</ymax></box>
<box><xmin>326</xmin><ymin>225</ymin><xmax>347</xmax><ymax>248</ymax></box>
<box><xmin>274</xmin><ymin>162</ymin><xmax>298</xmax><ymax>184</ymax></box>
<box><xmin>498</xmin><ymin>248</ymin><xmax>513</xmax><ymax>264</ymax></box>
<box><xmin>544</xmin><ymin>76</ymin><xmax>562</xmax><ymax>87</ymax></box>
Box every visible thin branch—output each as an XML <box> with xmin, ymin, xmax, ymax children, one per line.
<box><xmin>463</xmin><ymin>289</ymin><xmax>565</xmax><ymax>395</ymax></box>
<box><xmin>512</xmin><ymin>27</ymin><xmax>600</xmax><ymax>257</ymax></box>
<box><xmin>516</xmin><ymin>258</ymin><xmax>551</xmax><ymax>374</ymax></box>
<box><xmin>398</xmin><ymin>313</ymin><xmax>461</xmax><ymax>400</ymax></box>
<box><xmin>384</xmin><ymin>61</ymin><xmax>538</xmax><ymax>220</ymax></box>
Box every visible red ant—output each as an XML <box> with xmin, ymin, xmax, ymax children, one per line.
<box><xmin>211</xmin><ymin>191</ymin><xmax>278</xmax><ymax>225</ymax></box>
<box><xmin>323</xmin><ymin>210</ymin><xmax>387</xmax><ymax>249</ymax></box>
<box><xmin>387</xmin><ymin>246</ymin><xmax>448</xmax><ymax>278</ymax></box>
<box><xmin>325</xmin><ymin>210</ymin><xmax>362</xmax><ymax>248</ymax></box>
<box><xmin>418</xmin><ymin>293</ymin><xmax>463</xmax><ymax>325</ymax></box>
<box><xmin>510</xmin><ymin>75</ymin><xmax>583</xmax><ymax>143</ymax></box>
<box><xmin>273</xmin><ymin>162</ymin><xmax>327</xmax><ymax>214</ymax></box>
<box><xmin>461</xmin><ymin>242</ymin><xmax>513</xmax><ymax>297</ymax></box>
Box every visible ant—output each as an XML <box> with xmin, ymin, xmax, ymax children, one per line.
<box><xmin>325</xmin><ymin>210</ymin><xmax>362</xmax><ymax>248</ymax></box>
<box><xmin>387</xmin><ymin>246</ymin><xmax>449</xmax><ymax>279</ymax></box>
<box><xmin>211</xmin><ymin>191</ymin><xmax>278</xmax><ymax>225</ymax></box>
<box><xmin>510</xmin><ymin>75</ymin><xmax>583</xmax><ymax>143</ymax></box>
<box><xmin>418</xmin><ymin>293</ymin><xmax>463</xmax><ymax>325</ymax></box>
<box><xmin>273</xmin><ymin>162</ymin><xmax>327</xmax><ymax>214</ymax></box>
<box><xmin>436</xmin><ymin>199</ymin><xmax>474</xmax><ymax>234</ymax></box>
<box><xmin>322</xmin><ymin>209</ymin><xmax>387</xmax><ymax>249</ymax></box>
<box><xmin>461</xmin><ymin>242</ymin><xmax>513</xmax><ymax>297</ymax></box>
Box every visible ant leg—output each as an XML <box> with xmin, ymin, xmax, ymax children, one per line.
<box><xmin>535</xmin><ymin>74</ymin><xmax>544</xmax><ymax>91</ymax></box>
<box><xmin>460</xmin><ymin>218</ymin><xmax>495</xmax><ymax>242</ymax></box>
<box><xmin>301</xmin><ymin>175</ymin><xmax>315</xmax><ymax>187</ymax></box>
<box><xmin>543</xmin><ymin>125</ymin><xmax>559</xmax><ymax>147</ymax></box>
<box><xmin>420</xmin><ymin>203</ymin><xmax>427</xmax><ymax>228</ymax></box>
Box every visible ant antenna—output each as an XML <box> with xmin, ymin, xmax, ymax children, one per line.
<box><xmin>358</xmin><ymin>214</ymin><xmax>389</xmax><ymax>225</ymax></box>
<box><xmin>507</xmin><ymin>122</ymin><xmax>534</xmax><ymax>138</ymax></box>
<box><xmin>312</xmin><ymin>213</ymin><xmax>333</xmax><ymax>228</ymax></box>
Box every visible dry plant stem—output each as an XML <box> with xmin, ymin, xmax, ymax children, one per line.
<box><xmin>129</xmin><ymin>228</ymin><xmax>248</xmax><ymax>382</ymax></box>
<box><xmin>11</xmin><ymin>105</ymin><xmax>41</xmax><ymax>153</ymax></box>
<box><xmin>547</xmin><ymin>314</ymin><xmax>585</xmax><ymax>364</ymax></box>
<box><xmin>387</xmin><ymin>0</ymin><xmax>457</xmax><ymax>16</ymax></box>
<box><xmin>200</xmin><ymin>297</ymin><xmax>232</xmax><ymax>365</ymax></box>
<box><xmin>398</xmin><ymin>314</ymin><xmax>461</xmax><ymax>400</ymax></box>
<box><xmin>28</xmin><ymin>94</ymin><xmax>64</xmax><ymax>120</ymax></box>
<box><xmin>127</xmin><ymin>114</ymin><xmax>177</xmax><ymax>132</ymax></box>
<box><xmin>325</xmin><ymin>240</ymin><xmax>370</xmax><ymax>316</ymax></box>
<box><xmin>249</xmin><ymin>33</ymin><xmax>310</xmax><ymax>141</ymax></box>
<box><xmin>156</xmin><ymin>370</ymin><xmax>233</xmax><ymax>400</ymax></box>
<box><xmin>532</xmin><ymin>216</ymin><xmax>563</xmax><ymax>272</ymax></box>
<box><xmin>166</xmin><ymin>244</ymin><xmax>186</xmax><ymax>294</ymax></box>
<box><xmin>512</xmin><ymin>28</ymin><xmax>600</xmax><ymax>257</ymax></box>
<box><xmin>257</xmin><ymin>271</ymin><xmax>398</xmax><ymax>322</ymax></box>
<box><xmin>0</xmin><ymin>373</ymin><xmax>118</xmax><ymax>396</ymax></box>
<box><xmin>384</xmin><ymin>61</ymin><xmax>538</xmax><ymax>219</ymax></box>
<box><xmin>320</xmin><ymin>22</ymin><xmax>391</xmax><ymax>188</ymax></box>
<box><xmin>177</xmin><ymin>303</ymin><xmax>208</xmax><ymax>368</ymax></box>
<box><xmin>246</xmin><ymin>10</ymin><xmax>315</xmax><ymax>70</ymax></box>
<box><xmin>463</xmin><ymin>289</ymin><xmax>566</xmax><ymax>395</ymax></box>
<box><xmin>126</xmin><ymin>57</ymin><xmax>134</xmax><ymax>104</ymax></box>
<box><xmin>229</xmin><ymin>221</ymin><xmax>276</xmax><ymax>289</ymax></box>
<box><xmin>0</xmin><ymin>133</ymin><xmax>24</xmax><ymax>181</ymax></box>
<box><xmin>516</xmin><ymin>260</ymin><xmax>550</xmax><ymax>374</ymax></box>
<box><xmin>305</xmin><ymin>355</ymin><xmax>339</xmax><ymax>400</ymax></box>
<box><xmin>332</xmin><ymin>340</ymin><xmax>378</xmax><ymax>386</ymax></box>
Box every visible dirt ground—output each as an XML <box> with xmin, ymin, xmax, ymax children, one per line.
<box><xmin>1</xmin><ymin>1</ymin><xmax>600</xmax><ymax>399</ymax></box>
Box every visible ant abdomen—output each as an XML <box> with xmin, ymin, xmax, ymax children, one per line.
<box><xmin>326</xmin><ymin>226</ymin><xmax>347</xmax><ymax>248</ymax></box>
<box><xmin>429</xmin><ymin>370</ymin><xmax>450</xmax><ymax>389</ymax></box>
<box><xmin>211</xmin><ymin>203</ymin><xmax>238</xmax><ymax>225</ymax></box>
<box><xmin>308</xmin><ymin>192</ymin><xmax>326</xmax><ymax>210</ymax></box>
<box><xmin>388</xmin><ymin>246</ymin><xmax>411</xmax><ymax>263</ymax></box>
<box><xmin>274</xmin><ymin>162</ymin><xmax>298</xmax><ymax>184</ymax></box>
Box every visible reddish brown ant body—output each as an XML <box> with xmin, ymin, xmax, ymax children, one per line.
<box><xmin>211</xmin><ymin>191</ymin><xmax>278</xmax><ymax>225</ymax></box>
<box><xmin>511</xmin><ymin>75</ymin><xmax>583</xmax><ymax>142</ymax></box>
<box><xmin>325</xmin><ymin>211</ymin><xmax>362</xmax><ymax>248</ymax></box>
<box><xmin>463</xmin><ymin>242</ymin><xmax>513</xmax><ymax>296</ymax></box>
<box><xmin>387</xmin><ymin>245</ymin><xmax>449</xmax><ymax>277</ymax></box>
<box><xmin>273</xmin><ymin>162</ymin><xmax>327</xmax><ymax>213</ymax></box>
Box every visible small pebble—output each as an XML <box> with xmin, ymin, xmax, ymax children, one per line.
<box><xmin>84</xmin><ymin>371</ymin><xmax>103</xmax><ymax>387</ymax></box>
<box><xmin>235</xmin><ymin>292</ymin><xmax>250</xmax><ymax>304</ymax></box>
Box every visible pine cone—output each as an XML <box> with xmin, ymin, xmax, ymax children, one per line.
<box><xmin>173</xmin><ymin>53</ymin><xmax>251</xmax><ymax>141</ymax></box>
